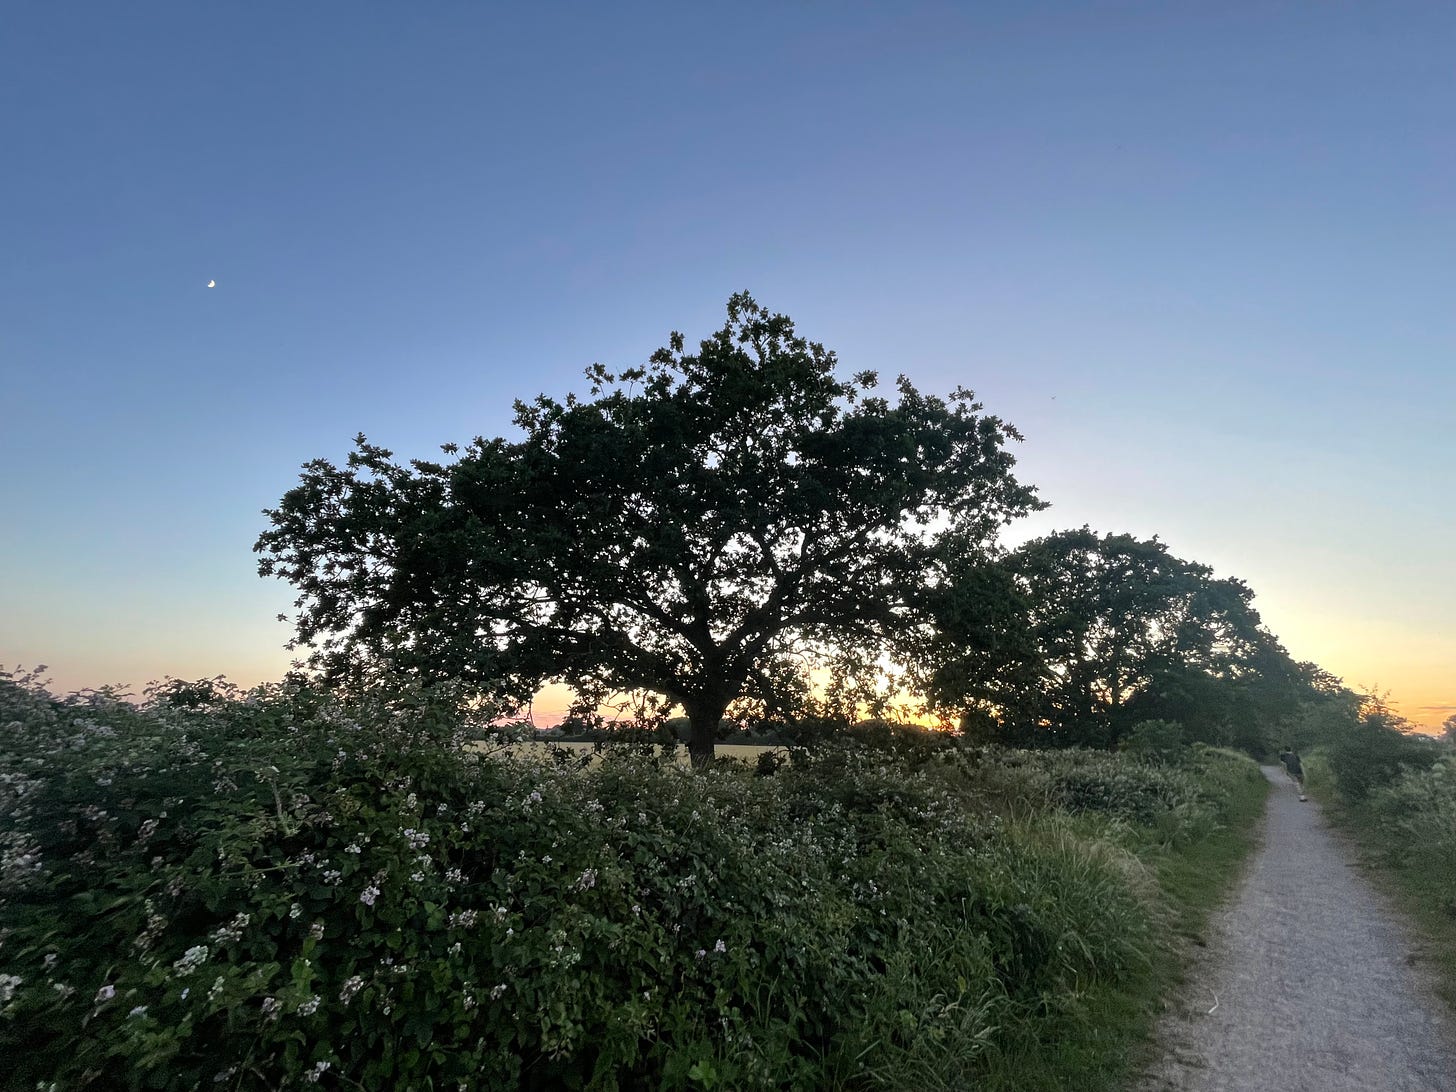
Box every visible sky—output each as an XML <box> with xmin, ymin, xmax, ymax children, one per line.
<box><xmin>2</xmin><ymin>2</ymin><xmax>1451</xmax><ymax>730</ymax></box>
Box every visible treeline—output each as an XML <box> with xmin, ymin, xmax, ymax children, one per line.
<box><xmin>909</xmin><ymin>526</ymin><xmax>1317</xmax><ymax>753</ymax></box>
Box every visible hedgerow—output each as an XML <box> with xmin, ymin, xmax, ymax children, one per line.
<box><xmin>1</xmin><ymin>672</ymin><xmax>1244</xmax><ymax>1090</ymax></box>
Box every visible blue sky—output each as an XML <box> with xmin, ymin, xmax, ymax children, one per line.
<box><xmin>2</xmin><ymin>2</ymin><xmax>1452</xmax><ymax>727</ymax></box>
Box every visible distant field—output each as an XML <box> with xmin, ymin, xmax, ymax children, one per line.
<box><xmin>471</xmin><ymin>740</ymin><xmax>784</xmax><ymax>764</ymax></box>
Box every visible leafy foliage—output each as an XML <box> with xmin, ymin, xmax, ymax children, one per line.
<box><xmin>255</xmin><ymin>294</ymin><xmax>1040</xmax><ymax>760</ymax></box>
<box><xmin>1317</xmin><ymin>704</ymin><xmax>1444</xmax><ymax>803</ymax></box>
<box><xmin>0</xmin><ymin>672</ymin><xmax>1252</xmax><ymax>1090</ymax></box>
<box><xmin>1119</xmin><ymin>719</ymin><xmax>1188</xmax><ymax>764</ymax></box>
<box><xmin>1364</xmin><ymin>753</ymin><xmax>1456</xmax><ymax>871</ymax></box>
<box><xmin>922</xmin><ymin>528</ymin><xmax>1304</xmax><ymax>748</ymax></box>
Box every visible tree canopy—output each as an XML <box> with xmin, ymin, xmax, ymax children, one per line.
<box><xmin>256</xmin><ymin>293</ymin><xmax>1041</xmax><ymax>760</ymax></box>
<box><xmin>921</xmin><ymin>528</ymin><xmax>1297</xmax><ymax>747</ymax></box>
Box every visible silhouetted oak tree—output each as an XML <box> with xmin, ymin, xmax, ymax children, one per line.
<box><xmin>256</xmin><ymin>294</ymin><xmax>1039</xmax><ymax>761</ymax></box>
<box><xmin>926</xmin><ymin>528</ymin><xmax>1275</xmax><ymax>746</ymax></box>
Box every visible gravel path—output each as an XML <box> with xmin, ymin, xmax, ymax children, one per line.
<box><xmin>1140</xmin><ymin>765</ymin><xmax>1456</xmax><ymax>1092</ymax></box>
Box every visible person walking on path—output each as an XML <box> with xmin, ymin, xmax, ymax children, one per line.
<box><xmin>1279</xmin><ymin>746</ymin><xmax>1307</xmax><ymax>801</ymax></box>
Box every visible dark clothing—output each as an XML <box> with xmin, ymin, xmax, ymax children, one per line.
<box><xmin>1281</xmin><ymin>751</ymin><xmax>1304</xmax><ymax>778</ymax></box>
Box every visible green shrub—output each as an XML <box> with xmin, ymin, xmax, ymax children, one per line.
<box><xmin>1365</xmin><ymin>754</ymin><xmax>1456</xmax><ymax>872</ymax></box>
<box><xmin>1323</xmin><ymin>716</ymin><xmax>1443</xmax><ymax>802</ymax></box>
<box><xmin>1119</xmin><ymin>720</ymin><xmax>1187</xmax><ymax>764</ymax></box>
<box><xmin>0</xmin><ymin>672</ymin><xmax>1249</xmax><ymax>1091</ymax></box>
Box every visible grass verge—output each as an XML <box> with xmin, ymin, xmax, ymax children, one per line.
<box><xmin>978</xmin><ymin>750</ymin><xmax>1268</xmax><ymax>1092</ymax></box>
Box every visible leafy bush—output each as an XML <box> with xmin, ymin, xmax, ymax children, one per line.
<box><xmin>1364</xmin><ymin>754</ymin><xmax>1456</xmax><ymax>873</ymax></box>
<box><xmin>1119</xmin><ymin>720</ymin><xmax>1187</xmax><ymax>764</ymax></box>
<box><xmin>1322</xmin><ymin>715</ymin><xmax>1443</xmax><ymax>802</ymax></box>
<box><xmin>0</xmin><ymin>672</ymin><xmax>1247</xmax><ymax>1090</ymax></box>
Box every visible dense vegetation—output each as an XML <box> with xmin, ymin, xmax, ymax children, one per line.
<box><xmin>255</xmin><ymin>294</ymin><xmax>1041</xmax><ymax>763</ymax></box>
<box><xmin>0</xmin><ymin>672</ymin><xmax>1265</xmax><ymax>1091</ymax></box>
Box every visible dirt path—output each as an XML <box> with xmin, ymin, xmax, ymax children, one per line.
<box><xmin>1140</xmin><ymin>765</ymin><xmax>1456</xmax><ymax>1092</ymax></box>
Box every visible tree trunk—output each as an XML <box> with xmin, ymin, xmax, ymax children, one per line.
<box><xmin>684</xmin><ymin>700</ymin><xmax>728</xmax><ymax>768</ymax></box>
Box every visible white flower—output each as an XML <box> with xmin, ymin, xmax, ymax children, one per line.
<box><xmin>410</xmin><ymin>871</ymin><xmax>425</xmax><ymax>883</ymax></box>
<box><xmin>94</xmin><ymin>984</ymin><xmax>116</xmax><ymax>1003</ymax></box>
<box><xmin>714</xmin><ymin>939</ymin><xmax>727</xmax><ymax>953</ymax></box>
<box><xmin>297</xmin><ymin>994</ymin><xmax>321</xmax><ymax>1016</ymax></box>
<box><xmin>172</xmin><ymin>946</ymin><xmax>210</xmax><ymax>976</ymax></box>
<box><xmin>309</xmin><ymin>922</ymin><xmax>325</xmax><ymax>940</ymax></box>
<box><xmin>360</xmin><ymin>884</ymin><xmax>381</xmax><ymax>906</ymax></box>
<box><xmin>339</xmin><ymin>975</ymin><xmax>365</xmax><ymax>1005</ymax></box>
<box><xmin>127</xmin><ymin>1005</ymin><xmax>148</xmax><ymax>1019</ymax></box>
<box><xmin>571</xmin><ymin>868</ymin><xmax>597</xmax><ymax>892</ymax></box>
<box><xmin>0</xmin><ymin>974</ymin><xmax>21</xmax><ymax>1004</ymax></box>
<box><xmin>289</xmin><ymin>903</ymin><xmax>303</xmax><ymax>919</ymax></box>
<box><xmin>489</xmin><ymin>983</ymin><xmax>507</xmax><ymax>1000</ymax></box>
<box><xmin>304</xmin><ymin>1060</ymin><xmax>331</xmax><ymax>1083</ymax></box>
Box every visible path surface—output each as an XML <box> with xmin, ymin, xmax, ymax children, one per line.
<box><xmin>1140</xmin><ymin>765</ymin><xmax>1456</xmax><ymax>1092</ymax></box>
